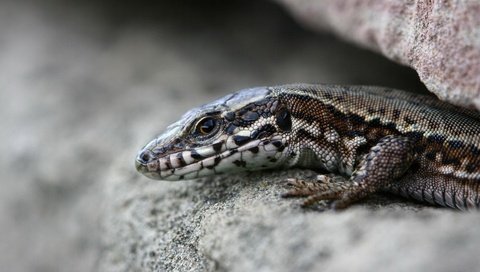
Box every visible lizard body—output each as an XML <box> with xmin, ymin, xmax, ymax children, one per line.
<box><xmin>136</xmin><ymin>84</ymin><xmax>480</xmax><ymax>210</ymax></box>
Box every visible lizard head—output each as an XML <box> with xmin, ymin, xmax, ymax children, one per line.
<box><xmin>135</xmin><ymin>86</ymin><xmax>294</xmax><ymax>180</ymax></box>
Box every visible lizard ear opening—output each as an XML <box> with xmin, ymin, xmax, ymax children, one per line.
<box><xmin>275</xmin><ymin>107</ymin><xmax>292</xmax><ymax>131</ymax></box>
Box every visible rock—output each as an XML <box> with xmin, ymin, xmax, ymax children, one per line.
<box><xmin>103</xmin><ymin>163</ymin><xmax>480</xmax><ymax>271</ymax></box>
<box><xmin>3</xmin><ymin>1</ymin><xmax>480</xmax><ymax>272</ymax></box>
<box><xmin>275</xmin><ymin>0</ymin><xmax>480</xmax><ymax>109</ymax></box>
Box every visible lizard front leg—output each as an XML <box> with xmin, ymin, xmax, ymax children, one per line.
<box><xmin>284</xmin><ymin>135</ymin><xmax>415</xmax><ymax>209</ymax></box>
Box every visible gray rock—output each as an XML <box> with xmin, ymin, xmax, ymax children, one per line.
<box><xmin>275</xmin><ymin>0</ymin><xmax>480</xmax><ymax>109</ymax></box>
<box><xmin>2</xmin><ymin>1</ymin><xmax>479</xmax><ymax>272</ymax></box>
<box><xmin>102</xmin><ymin>160</ymin><xmax>480</xmax><ymax>272</ymax></box>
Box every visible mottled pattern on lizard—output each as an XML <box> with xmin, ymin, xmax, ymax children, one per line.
<box><xmin>136</xmin><ymin>84</ymin><xmax>480</xmax><ymax>210</ymax></box>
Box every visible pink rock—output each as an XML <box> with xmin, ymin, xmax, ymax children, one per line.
<box><xmin>275</xmin><ymin>0</ymin><xmax>480</xmax><ymax>109</ymax></box>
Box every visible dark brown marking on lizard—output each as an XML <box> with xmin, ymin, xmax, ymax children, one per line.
<box><xmin>425</xmin><ymin>151</ymin><xmax>437</xmax><ymax>161</ymax></box>
<box><xmin>296</xmin><ymin>128</ymin><xmax>317</xmax><ymax>142</ymax></box>
<box><xmin>233</xmin><ymin>135</ymin><xmax>251</xmax><ymax>146</ymax></box>
<box><xmin>447</xmin><ymin>140</ymin><xmax>464</xmax><ymax>149</ymax></box>
<box><xmin>441</xmin><ymin>155</ymin><xmax>461</xmax><ymax>166</ymax></box>
<box><xmin>224</xmin><ymin>111</ymin><xmax>235</xmax><ymax>121</ymax></box>
<box><xmin>225</xmin><ymin>123</ymin><xmax>237</xmax><ymax>135</ymax></box>
<box><xmin>251</xmin><ymin>124</ymin><xmax>277</xmax><ymax>139</ymax></box>
<box><xmin>212</xmin><ymin>141</ymin><xmax>223</xmax><ymax>153</ymax></box>
<box><xmin>275</xmin><ymin>107</ymin><xmax>292</xmax><ymax>131</ymax></box>
<box><xmin>427</xmin><ymin>134</ymin><xmax>446</xmax><ymax>144</ymax></box>
<box><xmin>404</xmin><ymin>116</ymin><xmax>416</xmax><ymax>125</ymax></box>
<box><xmin>471</xmin><ymin>146</ymin><xmax>480</xmax><ymax>156</ymax></box>
<box><xmin>392</xmin><ymin>109</ymin><xmax>401</xmax><ymax>120</ymax></box>
<box><xmin>176</xmin><ymin>152</ymin><xmax>186</xmax><ymax>167</ymax></box>
<box><xmin>190</xmin><ymin>150</ymin><xmax>205</xmax><ymax>160</ymax></box>
<box><xmin>466</xmin><ymin>163</ymin><xmax>478</xmax><ymax>173</ymax></box>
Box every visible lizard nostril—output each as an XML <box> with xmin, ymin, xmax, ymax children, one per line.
<box><xmin>138</xmin><ymin>149</ymin><xmax>155</xmax><ymax>164</ymax></box>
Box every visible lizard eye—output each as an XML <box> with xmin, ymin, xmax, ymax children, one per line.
<box><xmin>195</xmin><ymin>117</ymin><xmax>218</xmax><ymax>135</ymax></box>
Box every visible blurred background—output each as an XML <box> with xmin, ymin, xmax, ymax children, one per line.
<box><xmin>0</xmin><ymin>0</ymin><xmax>429</xmax><ymax>271</ymax></box>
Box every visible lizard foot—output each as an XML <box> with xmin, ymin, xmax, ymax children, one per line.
<box><xmin>282</xmin><ymin>174</ymin><xmax>353</xmax><ymax>209</ymax></box>
<box><xmin>283</xmin><ymin>136</ymin><xmax>416</xmax><ymax>210</ymax></box>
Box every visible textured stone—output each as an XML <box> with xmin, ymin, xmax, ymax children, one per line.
<box><xmin>275</xmin><ymin>0</ymin><xmax>480</xmax><ymax>109</ymax></box>
<box><xmin>3</xmin><ymin>1</ymin><xmax>480</xmax><ymax>272</ymax></box>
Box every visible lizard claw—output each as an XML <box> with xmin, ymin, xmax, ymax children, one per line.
<box><xmin>282</xmin><ymin>174</ymin><xmax>353</xmax><ymax>208</ymax></box>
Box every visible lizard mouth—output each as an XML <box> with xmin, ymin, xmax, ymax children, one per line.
<box><xmin>135</xmin><ymin>136</ymin><xmax>286</xmax><ymax>181</ymax></box>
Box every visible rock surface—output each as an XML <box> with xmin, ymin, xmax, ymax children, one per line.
<box><xmin>2</xmin><ymin>1</ymin><xmax>480</xmax><ymax>272</ymax></box>
<box><xmin>275</xmin><ymin>0</ymin><xmax>480</xmax><ymax>109</ymax></box>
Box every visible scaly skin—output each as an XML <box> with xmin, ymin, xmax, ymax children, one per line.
<box><xmin>136</xmin><ymin>84</ymin><xmax>480</xmax><ymax>210</ymax></box>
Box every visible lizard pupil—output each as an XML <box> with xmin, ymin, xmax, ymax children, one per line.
<box><xmin>196</xmin><ymin>117</ymin><xmax>216</xmax><ymax>135</ymax></box>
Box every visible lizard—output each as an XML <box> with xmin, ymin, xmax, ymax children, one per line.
<box><xmin>135</xmin><ymin>84</ymin><xmax>480</xmax><ymax>210</ymax></box>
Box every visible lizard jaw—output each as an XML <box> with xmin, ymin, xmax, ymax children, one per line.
<box><xmin>136</xmin><ymin>136</ymin><xmax>288</xmax><ymax>181</ymax></box>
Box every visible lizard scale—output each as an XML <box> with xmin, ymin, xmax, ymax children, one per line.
<box><xmin>136</xmin><ymin>84</ymin><xmax>480</xmax><ymax>210</ymax></box>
